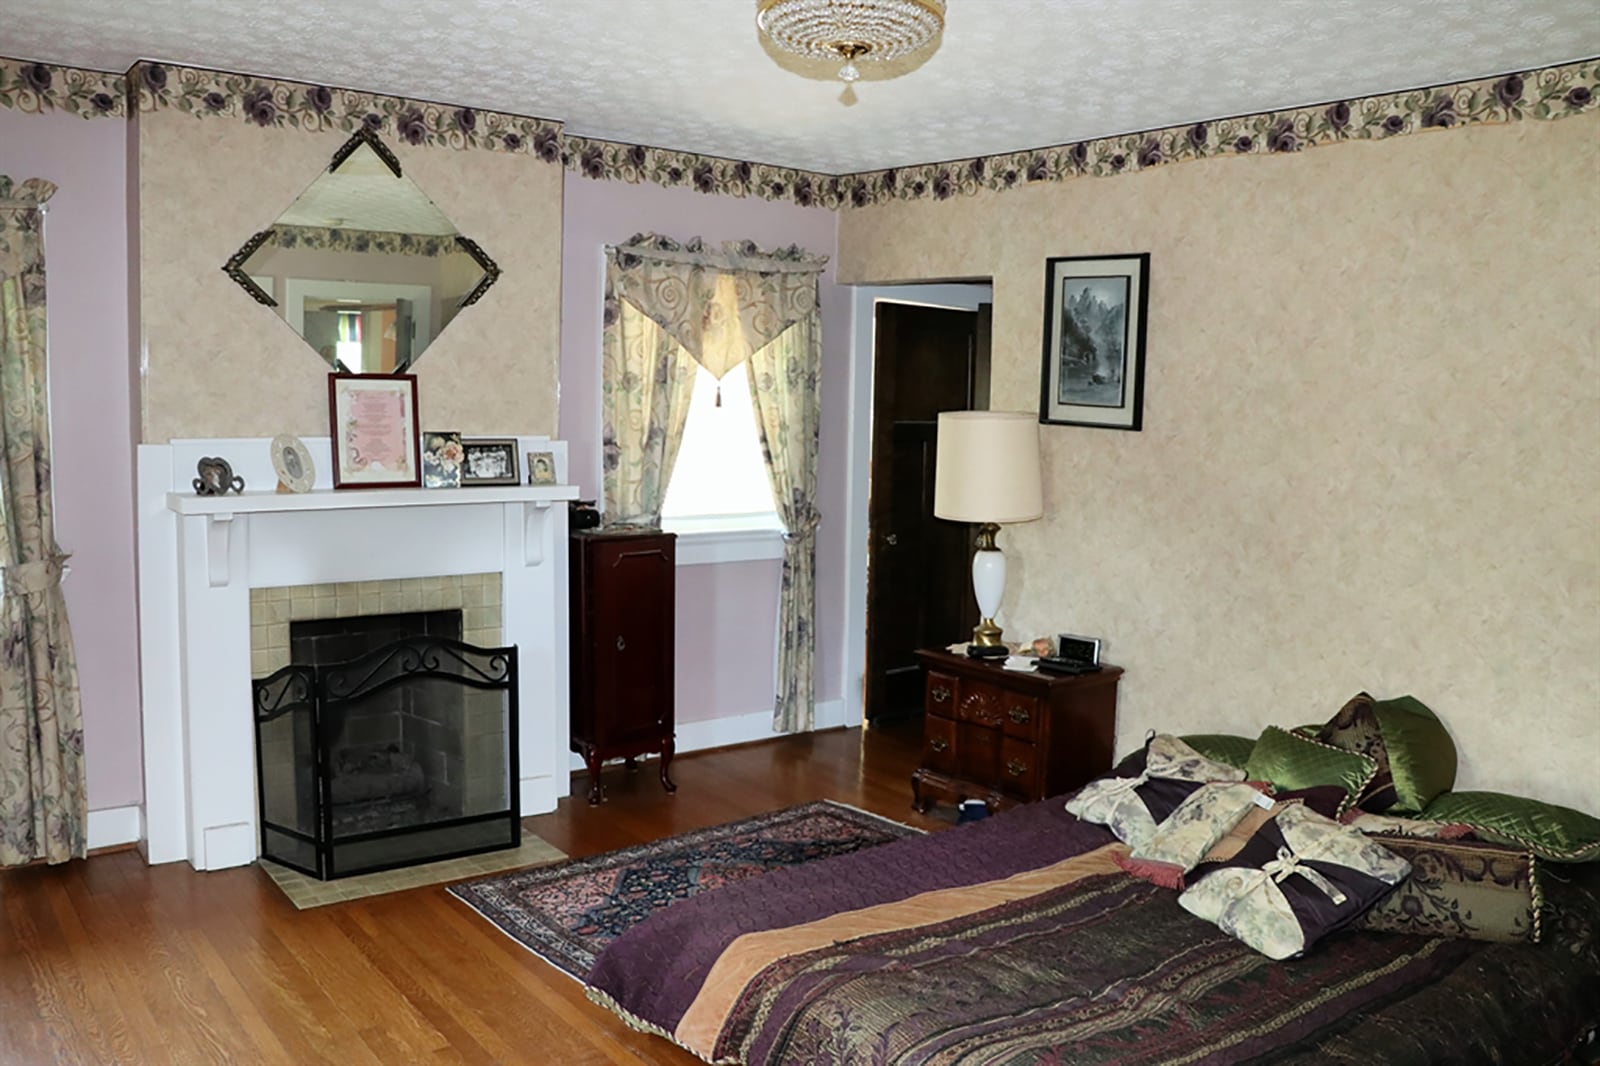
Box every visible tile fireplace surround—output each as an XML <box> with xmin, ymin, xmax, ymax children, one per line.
<box><xmin>137</xmin><ymin>436</ymin><xmax>577</xmax><ymax>870</ymax></box>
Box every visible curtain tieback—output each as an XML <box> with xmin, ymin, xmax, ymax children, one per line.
<box><xmin>781</xmin><ymin>509</ymin><xmax>821</xmax><ymax>545</ymax></box>
<box><xmin>1</xmin><ymin>552</ymin><xmax>70</xmax><ymax>597</ymax></box>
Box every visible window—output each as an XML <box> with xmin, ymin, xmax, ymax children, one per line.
<box><xmin>660</xmin><ymin>362</ymin><xmax>780</xmax><ymax>533</ymax></box>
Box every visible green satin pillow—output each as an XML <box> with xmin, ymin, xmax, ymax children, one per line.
<box><xmin>1423</xmin><ymin>791</ymin><xmax>1600</xmax><ymax>863</ymax></box>
<box><xmin>1244</xmin><ymin>726</ymin><xmax>1376</xmax><ymax>815</ymax></box>
<box><xmin>1371</xmin><ymin>696</ymin><xmax>1456</xmax><ymax>814</ymax></box>
<box><xmin>1178</xmin><ymin>734</ymin><xmax>1256</xmax><ymax>771</ymax></box>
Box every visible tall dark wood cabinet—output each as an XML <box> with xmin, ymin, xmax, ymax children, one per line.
<box><xmin>569</xmin><ymin>529</ymin><xmax>677</xmax><ymax>805</ymax></box>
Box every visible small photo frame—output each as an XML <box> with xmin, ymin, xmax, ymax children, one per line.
<box><xmin>421</xmin><ymin>431</ymin><xmax>464</xmax><ymax>489</ymax></box>
<box><xmin>526</xmin><ymin>450</ymin><xmax>557</xmax><ymax>485</ymax></box>
<box><xmin>327</xmin><ymin>373</ymin><xmax>420</xmax><ymax>489</ymax></box>
<box><xmin>270</xmin><ymin>434</ymin><xmax>316</xmax><ymax>494</ymax></box>
<box><xmin>461</xmin><ymin>437</ymin><xmax>519</xmax><ymax>485</ymax></box>
<box><xmin>1039</xmin><ymin>253</ymin><xmax>1149</xmax><ymax>431</ymax></box>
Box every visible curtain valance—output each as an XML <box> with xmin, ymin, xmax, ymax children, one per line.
<box><xmin>605</xmin><ymin>233</ymin><xmax>827</xmax><ymax>382</ymax></box>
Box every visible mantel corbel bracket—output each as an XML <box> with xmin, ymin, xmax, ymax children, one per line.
<box><xmin>207</xmin><ymin>513</ymin><xmax>235</xmax><ymax>588</ymax></box>
<box><xmin>523</xmin><ymin>500</ymin><xmax>552</xmax><ymax>567</ymax></box>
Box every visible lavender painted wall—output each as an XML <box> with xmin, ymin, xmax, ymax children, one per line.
<box><xmin>0</xmin><ymin>109</ymin><xmax>142</xmax><ymax>811</ymax></box>
<box><xmin>560</xmin><ymin>173</ymin><xmax>848</xmax><ymax>719</ymax></box>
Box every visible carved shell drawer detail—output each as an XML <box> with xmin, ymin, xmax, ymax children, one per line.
<box><xmin>959</xmin><ymin>687</ymin><xmax>1004</xmax><ymax>728</ymax></box>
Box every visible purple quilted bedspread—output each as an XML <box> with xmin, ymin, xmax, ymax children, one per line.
<box><xmin>588</xmin><ymin>799</ymin><xmax>1600</xmax><ymax>1066</ymax></box>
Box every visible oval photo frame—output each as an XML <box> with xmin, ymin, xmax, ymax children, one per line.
<box><xmin>271</xmin><ymin>434</ymin><xmax>316</xmax><ymax>494</ymax></box>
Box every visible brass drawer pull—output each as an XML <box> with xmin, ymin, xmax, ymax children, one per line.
<box><xmin>1006</xmin><ymin>759</ymin><xmax>1027</xmax><ymax>776</ymax></box>
<box><xmin>930</xmin><ymin>737</ymin><xmax>949</xmax><ymax>753</ymax></box>
<box><xmin>1008</xmin><ymin>706</ymin><xmax>1030</xmax><ymax>724</ymax></box>
<box><xmin>931</xmin><ymin>687</ymin><xmax>951</xmax><ymax>704</ymax></box>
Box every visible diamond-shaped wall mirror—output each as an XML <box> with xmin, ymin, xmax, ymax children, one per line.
<box><xmin>223</xmin><ymin>128</ymin><xmax>499</xmax><ymax>373</ymax></box>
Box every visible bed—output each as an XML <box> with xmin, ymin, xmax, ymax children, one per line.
<box><xmin>587</xmin><ymin>793</ymin><xmax>1600</xmax><ymax>1065</ymax></box>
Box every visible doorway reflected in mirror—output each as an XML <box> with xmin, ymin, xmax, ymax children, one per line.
<box><xmin>222</xmin><ymin>128</ymin><xmax>500</xmax><ymax>372</ymax></box>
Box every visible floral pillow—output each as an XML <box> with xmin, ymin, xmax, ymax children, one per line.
<box><xmin>1066</xmin><ymin>735</ymin><xmax>1246</xmax><ymax>852</ymax></box>
<box><xmin>1179</xmin><ymin>804</ymin><xmax>1411</xmax><ymax>960</ymax></box>
<box><xmin>1115</xmin><ymin>782</ymin><xmax>1269</xmax><ymax>889</ymax></box>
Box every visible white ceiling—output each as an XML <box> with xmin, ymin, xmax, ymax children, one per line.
<box><xmin>3</xmin><ymin>0</ymin><xmax>1596</xmax><ymax>173</ymax></box>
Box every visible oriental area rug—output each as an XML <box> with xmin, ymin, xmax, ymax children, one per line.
<box><xmin>449</xmin><ymin>800</ymin><xmax>922</xmax><ymax>980</ymax></box>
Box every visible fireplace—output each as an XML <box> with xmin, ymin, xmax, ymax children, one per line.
<box><xmin>138</xmin><ymin>434</ymin><xmax>577</xmax><ymax>870</ymax></box>
<box><xmin>254</xmin><ymin>615</ymin><xmax>519</xmax><ymax>880</ymax></box>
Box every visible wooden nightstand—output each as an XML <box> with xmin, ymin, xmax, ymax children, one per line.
<box><xmin>911</xmin><ymin>649</ymin><xmax>1122</xmax><ymax>813</ymax></box>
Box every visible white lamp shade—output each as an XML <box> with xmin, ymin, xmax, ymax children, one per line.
<box><xmin>933</xmin><ymin>412</ymin><xmax>1044</xmax><ymax>524</ymax></box>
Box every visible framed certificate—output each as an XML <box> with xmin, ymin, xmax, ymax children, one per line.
<box><xmin>327</xmin><ymin>373</ymin><xmax>421</xmax><ymax>489</ymax></box>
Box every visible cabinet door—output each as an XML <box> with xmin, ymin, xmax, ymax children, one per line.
<box><xmin>591</xmin><ymin>537</ymin><xmax>675</xmax><ymax>745</ymax></box>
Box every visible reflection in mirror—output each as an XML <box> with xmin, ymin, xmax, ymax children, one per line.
<box><xmin>223</xmin><ymin>129</ymin><xmax>499</xmax><ymax>372</ymax></box>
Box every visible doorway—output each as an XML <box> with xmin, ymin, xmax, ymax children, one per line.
<box><xmin>852</xmin><ymin>287</ymin><xmax>993</xmax><ymax>725</ymax></box>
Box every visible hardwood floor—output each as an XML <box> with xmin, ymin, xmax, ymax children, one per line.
<box><xmin>0</xmin><ymin>722</ymin><xmax>944</xmax><ymax>1065</ymax></box>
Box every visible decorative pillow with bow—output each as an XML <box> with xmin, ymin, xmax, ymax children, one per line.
<box><xmin>1066</xmin><ymin>735</ymin><xmax>1247</xmax><ymax>852</ymax></box>
<box><xmin>1179</xmin><ymin>804</ymin><xmax>1411</xmax><ymax>960</ymax></box>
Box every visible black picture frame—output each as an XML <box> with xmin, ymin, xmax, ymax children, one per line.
<box><xmin>460</xmin><ymin>437</ymin><xmax>520</xmax><ymax>486</ymax></box>
<box><xmin>1039</xmin><ymin>253</ymin><xmax>1149</xmax><ymax>430</ymax></box>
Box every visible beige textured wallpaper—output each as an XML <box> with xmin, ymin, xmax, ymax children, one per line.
<box><xmin>136</xmin><ymin>111</ymin><xmax>562</xmax><ymax>442</ymax></box>
<box><xmin>840</xmin><ymin>114</ymin><xmax>1599</xmax><ymax>812</ymax></box>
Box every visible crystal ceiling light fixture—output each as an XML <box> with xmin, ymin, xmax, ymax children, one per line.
<box><xmin>757</xmin><ymin>0</ymin><xmax>946</xmax><ymax>83</ymax></box>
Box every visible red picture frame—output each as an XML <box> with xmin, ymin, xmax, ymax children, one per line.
<box><xmin>327</xmin><ymin>373</ymin><xmax>422</xmax><ymax>489</ymax></box>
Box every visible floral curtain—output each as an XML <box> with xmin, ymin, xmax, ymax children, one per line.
<box><xmin>747</xmin><ymin>314</ymin><xmax>822</xmax><ymax>732</ymax></box>
<box><xmin>0</xmin><ymin>176</ymin><xmax>86</xmax><ymax>867</ymax></box>
<box><xmin>601</xmin><ymin>233</ymin><xmax>827</xmax><ymax>731</ymax></box>
<box><xmin>601</xmin><ymin>257</ymin><xmax>698</xmax><ymax>526</ymax></box>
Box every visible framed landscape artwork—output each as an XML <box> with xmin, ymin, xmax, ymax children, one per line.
<box><xmin>1039</xmin><ymin>253</ymin><xmax>1149</xmax><ymax>430</ymax></box>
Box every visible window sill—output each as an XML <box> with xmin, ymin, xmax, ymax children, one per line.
<box><xmin>662</xmin><ymin>516</ymin><xmax>785</xmax><ymax>566</ymax></box>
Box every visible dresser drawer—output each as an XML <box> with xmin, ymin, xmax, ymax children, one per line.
<box><xmin>922</xmin><ymin>715</ymin><xmax>958</xmax><ymax>774</ymax></box>
<box><xmin>998</xmin><ymin>737</ymin><xmax>1038</xmax><ymax>798</ymax></box>
<box><xmin>1000</xmin><ymin>693</ymin><xmax>1040</xmax><ymax>739</ymax></box>
<box><xmin>925</xmin><ymin>671</ymin><xmax>958</xmax><ymax>719</ymax></box>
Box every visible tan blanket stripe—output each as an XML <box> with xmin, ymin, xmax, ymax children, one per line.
<box><xmin>673</xmin><ymin>842</ymin><xmax>1131</xmax><ymax>1057</ymax></box>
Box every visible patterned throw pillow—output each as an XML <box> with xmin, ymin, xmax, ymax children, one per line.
<box><xmin>1315</xmin><ymin>693</ymin><xmax>1457</xmax><ymax>814</ymax></box>
<box><xmin>1316</xmin><ymin>693</ymin><xmax>1399</xmax><ymax>811</ymax></box>
<box><xmin>1357</xmin><ymin>836</ymin><xmax>1540</xmax><ymax>944</ymax></box>
<box><xmin>1066</xmin><ymin>735</ymin><xmax>1246</xmax><ymax>852</ymax></box>
<box><xmin>1179</xmin><ymin>804</ymin><xmax>1411</xmax><ymax>960</ymax></box>
<box><xmin>1115</xmin><ymin>782</ymin><xmax>1269</xmax><ymax>889</ymax></box>
<box><xmin>1244</xmin><ymin>726</ymin><xmax>1377</xmax><ymax>816</ymax></box>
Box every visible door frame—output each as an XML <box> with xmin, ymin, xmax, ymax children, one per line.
<box><xmin>842</xmin><ymin>282</ymin><xmax>993</xmax><ymax>729</ymax></box>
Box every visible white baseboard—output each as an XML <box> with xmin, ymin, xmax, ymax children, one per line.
<box><xmin>87</xmin><ymin>805</ymin><xmax>143</xmax><ymax>850</ymax></box>
<box><xmin>568</xmin><ymin>698</ymin><xmax>853</xmax><ymax>772</ymax></box>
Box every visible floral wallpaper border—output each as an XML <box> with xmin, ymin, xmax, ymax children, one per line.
<box><xmin>267</xmin><ymin>224</ymin><xmax>459</xmax><ymax>258</ymax></box>
<box><xmin>839</xmin><ymin>59</ymin><xmax>1600</xmax><ymax>207</ymax></box>
<box><xmin>127</xmin><ymin>62</ymin><xmax>564</xmax><ymax>157</ymax></box>
<box><xmin>3</xmin><ymin>54</ymin><xmax>1596</xmax><ymax>209</ymax></box>
<box><xmin>0</xmin><ymin>56</ymin><xmax>126</xmax><ymax>118</ymax></box>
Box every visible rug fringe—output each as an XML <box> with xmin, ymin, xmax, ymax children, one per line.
<box><xmin>819</xmin><ymin>798</ymin><xmax>928</xmax><ymax>835</ymax></box>
<box><xmin>445</xmin><ymin>889</ymin><xmax>591</xmax><ymax>985</ymax></box>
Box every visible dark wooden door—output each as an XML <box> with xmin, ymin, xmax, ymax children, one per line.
<box><xmin>865</xmin><ymin>301</ymin><xmax>990</xmax><ymax>724</ymax></box>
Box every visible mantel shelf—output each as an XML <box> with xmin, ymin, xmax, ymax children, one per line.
<box><xmin>168</xmin><ymin>484</ymin><xmax>580</xmax><ymax>516</ymax></box>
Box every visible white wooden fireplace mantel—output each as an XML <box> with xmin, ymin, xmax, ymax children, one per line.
<box><xmin>137</xmin><ymin>437</ymin><xmax>579</xmax><ymax>870</ymax></box>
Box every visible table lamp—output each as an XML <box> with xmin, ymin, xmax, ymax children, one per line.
<box><xmin>933</xmin><ymin>411</ymin><xmax>1044</xmax><ymax>648</ymax></box>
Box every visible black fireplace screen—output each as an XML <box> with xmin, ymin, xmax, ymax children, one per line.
<box><xmin>253</xmin><ymin>636</ymin><xmax>519</xmax><ymax>880</ymax></box>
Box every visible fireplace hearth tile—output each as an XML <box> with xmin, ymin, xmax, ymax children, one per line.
<box><xmin>260</xmin><ymin>836</ymin><xmax>565</xmax><ymax>909</ymax></box>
